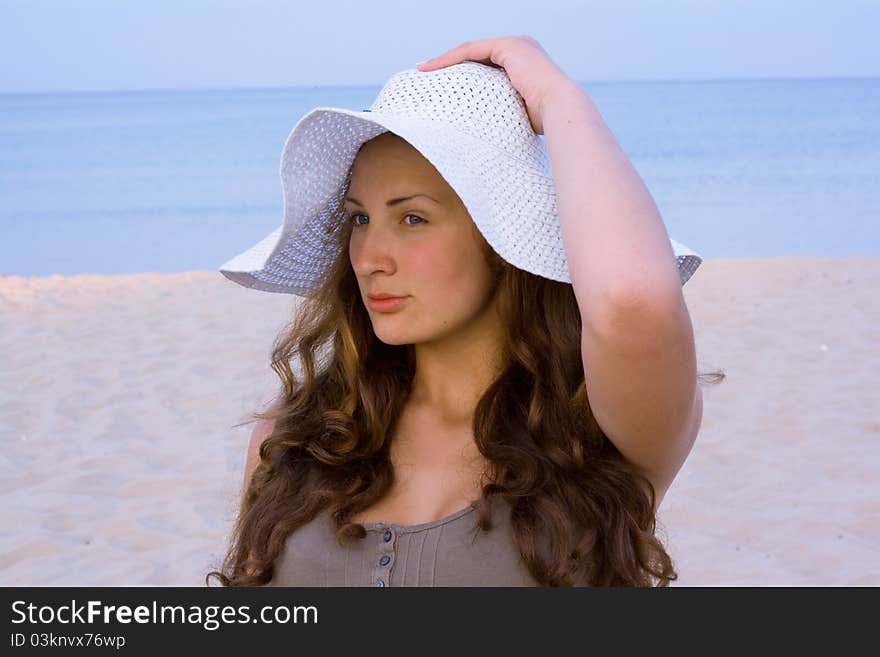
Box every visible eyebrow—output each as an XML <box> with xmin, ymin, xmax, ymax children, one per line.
<box><xmin>343</xmin><ymin>193</ymin><xmax>440</xmax><ymax>208</ymax></box>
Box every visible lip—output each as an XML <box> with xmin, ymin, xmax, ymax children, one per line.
<box><xmin>366</xmin><ymin>295</ymin><xmax>410</xmax><ymax>312</ymax></box>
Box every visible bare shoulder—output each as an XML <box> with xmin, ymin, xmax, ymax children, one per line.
<box><xmin>243</xmin><ymin>396</ymin><xmax>285</xmax><ymax>494</ymax></box>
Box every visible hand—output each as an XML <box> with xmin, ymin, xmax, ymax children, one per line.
<box><xmin>416</xmin><ymin>35</ymin><xmax>575</xmax><ymax>135</ymax></box>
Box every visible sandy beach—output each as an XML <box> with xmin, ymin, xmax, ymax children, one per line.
<box><xmin>1</xmin><ymin>256</ymin><xmax>877</xmax><ymax>586</ymax></box>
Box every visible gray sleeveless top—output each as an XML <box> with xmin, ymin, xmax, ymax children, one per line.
<box><xmin>266</xmin><ymin>498</ymin><xmax>540</xmax><ymax>587</ymax></box>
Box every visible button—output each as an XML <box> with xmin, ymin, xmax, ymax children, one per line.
<box><xmin>374</xmin><ymin>579</ymin><xmax>385</xmax><ymax>587</ymax></box>
<box><xmin>379</xmin><ymin>555</ymin><xmax>391</xmax><ymax>566</ymax></box>
<box><xmin>383</xmin><ymin>529</ymin><xmax>392</xmax><ymax>542</ymax></box>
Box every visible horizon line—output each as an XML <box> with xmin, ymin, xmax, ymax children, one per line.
<box><xmin>2</xmin><ymin>73</ymin><xmax>878</xmax><ymax>98</ymax></box>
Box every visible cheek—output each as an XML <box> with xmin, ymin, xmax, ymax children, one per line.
<box><xmin>406</xmin><ymin>240</ymin><xmax>488</xmax><ymax>302</ymax></box>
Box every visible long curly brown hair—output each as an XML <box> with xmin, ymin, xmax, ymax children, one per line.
<box><xmin>206</xmin><ymin>164</ymin><xmax>724</xmax><ymax>588</ymax></box>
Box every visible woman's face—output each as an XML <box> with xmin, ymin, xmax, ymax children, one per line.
<box><xmin>345</xmin><ymin>132</ymin><xmax>499</xmax><ymax>346</ymax></box>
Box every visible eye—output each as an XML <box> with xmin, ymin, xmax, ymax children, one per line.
<box><xmin>347</xmin><ymin>213</ymin><xmax>427</xmax><ymax>227</ymax></box>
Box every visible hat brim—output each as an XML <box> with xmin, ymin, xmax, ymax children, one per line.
<box><xmin>219</xmin><ymin>107</ymin><xmax>702</xmax><ymax>294</ymax></box>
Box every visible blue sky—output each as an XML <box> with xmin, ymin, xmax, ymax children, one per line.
<box><xmin>1</xmin><ymin>0</ymin><xmax>877</xmax><ymax>94</ymax></box>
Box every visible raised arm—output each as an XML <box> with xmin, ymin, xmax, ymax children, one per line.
<box><xmin>540</xmin><ymin>80</ymin><xmax>701</xmax><ymax>507</ymax></box>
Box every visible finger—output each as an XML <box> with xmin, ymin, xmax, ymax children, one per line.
<box><xmin>416</xmin><ymin>39</ymin><xmax>501</xmax><ymax>71</ymax></box>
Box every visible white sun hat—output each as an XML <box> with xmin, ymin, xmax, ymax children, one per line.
<box><xmin>219</xmin><ymin>61</ymin><xmax>702</xmax><ymax>296</ymax></box>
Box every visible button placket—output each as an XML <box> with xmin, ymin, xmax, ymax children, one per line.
<box><xmin>371</xmin><ymin>523</ymin><xmax>397</xmax><ymax>587</ymax></box>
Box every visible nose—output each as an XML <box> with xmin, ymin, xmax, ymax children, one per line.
<box><xmin>349</xmin><ymin>220</ymin><xmax>398</xmax><ymax>279</ymax></box>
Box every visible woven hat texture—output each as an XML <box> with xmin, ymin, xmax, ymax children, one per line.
<box><xmin>219</xmin><ymin>61</ymin><xmax>702</xmax><ymax>296</ymax></box>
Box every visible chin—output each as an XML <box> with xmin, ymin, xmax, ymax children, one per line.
<box><xmin>371</xmin><ymin>320</ymin><xmax>424</xmax><ymax>346</ymax></box>
<box><xmin>374</xmin><ymin>335</ymin><xmax>411</xmax><ymax>346</ymax></box>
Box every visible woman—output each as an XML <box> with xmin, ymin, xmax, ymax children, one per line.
<box><xmin>207</xmin><ymin>36</ymin><xmax>722</xmax><ymax>587</ymax></box>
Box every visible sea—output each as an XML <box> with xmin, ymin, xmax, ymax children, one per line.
<box><xmin>1</xmin><ymin>77</ymin><xmax>878</xmax><ymax>277</ymax></box>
